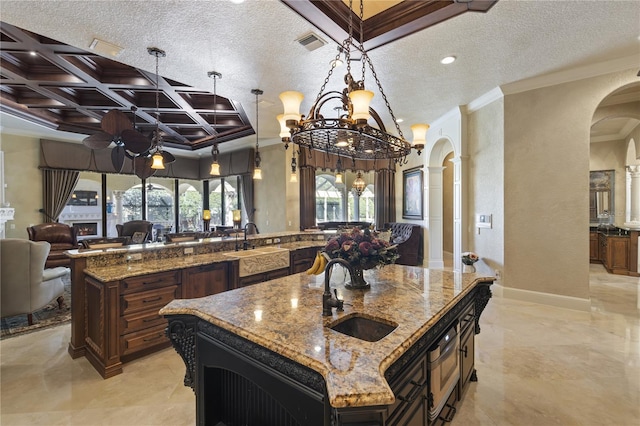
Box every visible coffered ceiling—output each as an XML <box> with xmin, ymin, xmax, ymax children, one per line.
<box><xmin>0</xmin><ymin>22</ymin><xmax>255</xmax><ymax>152</ymax></box>
<box><xmin>0</xmin><ymin>0</ymin><xmax>639</xmax><ymax>158</ymax></box>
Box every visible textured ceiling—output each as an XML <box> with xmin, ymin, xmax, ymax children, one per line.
<box><xmin>1</xmin><ymin>0</ymin><xmax>639</xmax><ymax>158</ymax></box>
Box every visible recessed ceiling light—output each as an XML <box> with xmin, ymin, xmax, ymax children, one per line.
<box><xmin>29</xmin><ymin>51</ymin><xmax>37</xmax><ymax>56</ymax></box>
<box><xmin>229</xmin><ymin>0</ymin><xmax>245</xmax><ymax>3</ymax></box>
<box><xmin>396</xmin><ymin>118</ymin><xmax>404</xmax><ymax>123</ymax></box>
<box><xmin>440</xmin><ymin>56</ymin><xmax>456</xmax><ymax>65</ymax></box>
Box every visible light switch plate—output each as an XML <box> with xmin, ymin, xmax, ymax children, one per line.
<box><xmin>476</xmin><ymin>214</ymin><xmax>492</xmax><ymax>228</ymax></box>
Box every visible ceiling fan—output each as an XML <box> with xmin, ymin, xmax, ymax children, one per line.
<box><xmin>82</xmin><ymin>107</ymin><xmax>151</xmax><ymax>173</ymax></box>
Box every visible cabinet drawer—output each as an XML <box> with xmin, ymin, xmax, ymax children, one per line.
<box><xmin>120</xmin><ymin>323</ymin><xmax>168</xmax><ymax>355</ymax></box>
<box><xmin>120</xmin><ymin>285</ymin><xmax>179</xmax><ymax>316</ymax></box>
<box><xmin>121</xmin><ymin>310</ymin><xmax>166</xmax><ymax>335</ymax></box>
<box><xmin>121</xmin><ymin>270</ymin><xmax>181</xmax><ymax>294</ymax></box>
<box><xmin>387</xmin><ymin>355</ymin><xmax>427</xmax><ymax>424</ymax></box>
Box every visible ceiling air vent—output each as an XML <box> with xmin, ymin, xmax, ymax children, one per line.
<box><xmin>296</xmin><ymin>32</ymin><xmax>327</xmax><ymax>51</ymax></box>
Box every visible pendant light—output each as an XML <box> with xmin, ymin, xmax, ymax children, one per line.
<box><xmin>335</xmin><ymin>157</ymin><xmax>343</xmax><ymax>184</ymax></box>
<box><xmin>352</xmin><ymin>171</ymin><xmax>366</xmax><ymax>196</ymax></box>
<box><xmin>209</xmin><ymin>71</ymin><xmax>222</xmax><ymax>176</ymax></box>
<box><xmin>148</xmin><ymin>47</ymin><xmax>166</xmax><ymax>170</ymax></box>
<box><xmin>252</xmin><ymin>88</ymin><xmax>263</xmax><ymax>180</ymax></box>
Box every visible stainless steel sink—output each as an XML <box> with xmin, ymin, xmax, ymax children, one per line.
<box><xmin>329</xmin><ymin>314</ymin><xmax>397</xmax><ymax>342</ymax></box>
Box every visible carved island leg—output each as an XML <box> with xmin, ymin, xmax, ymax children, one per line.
<box><xmin>474</xmin><ymin>282</ymin><xmax>493</xmax><ymax>335</ymax></box>
<box><xmin>166</xmin><ymin>316</ymin><xmax>198</xmax><ymax>390</ymax></box>
<box><xmin>471</xmin><ymin>282</ymin><xmax>493</xmax><ymax>383</ymax></box>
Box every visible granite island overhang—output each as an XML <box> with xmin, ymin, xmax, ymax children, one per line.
<box><xmin>160</xmin><ymin>264</ymin><xmax>494</xmax><ymax>425</ymax></box>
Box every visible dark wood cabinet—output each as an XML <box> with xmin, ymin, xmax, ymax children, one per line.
<box><xmin>182</xmin><ymin>262</ymin><xmax>229</xmax><ymax>299</ymax></box>
<box><xmin>458</xmin><ymin>303</ymin><xmax>475</xmax><ymax>400</ymax></box>
<box><xmin>290</xmin><ymin>247</ymin><xmax>319</xmax><ymax>274</ymax></box>
<box><xmin>387</xmin><ymin>352</ymin><xmax>428</xmax><ymax>425</ymax></box>
<box><xmin>85</xmin><ymin>263</ymin><xmax>230</xmax><ymax>378</ymax></box>
<box><xmin>598</xmin><ymin>232</ymin><xmax>630</xmax><ymax>275</ymax></box>
<box><xmin>590</xmin><ymin>231</ymin><xmax>599</xmax><ymax>262</ymax></box>
<box><xmin>238</xmin><ymin>267</ymin><xmax>290</xmax><ymax>288</ymax></box>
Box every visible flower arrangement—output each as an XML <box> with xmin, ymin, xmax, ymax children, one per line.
<box><xmin>324</xmin><ymin>227</ymin><xmax>399</xmax><ymax>269</ymax></box>
<box><xmin>461</xmin><ymin>252</ymin><xmax>479</xmax><ymax>265</ymax></box>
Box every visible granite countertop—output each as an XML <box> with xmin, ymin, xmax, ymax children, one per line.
<box><xmin>66</xmin><ymin>230</ymin><xmax>325</xmax><ymax>259</ymax></box>
<box><xmin>159</xmin><ymin>265</ymin><xmax>494</xmax><ymax>409</ymax></box>
<box><xmin>83</xmin><ymin>241</ymin><xmax>325</xmax><ymax>282</ymax></box>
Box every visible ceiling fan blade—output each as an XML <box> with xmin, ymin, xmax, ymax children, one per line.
<box><xmin>134</xmin><ymin>155</ymin><xmax>156</xmax><ymax>179</ymax></box>
<box><xmin>101</xmin><ymin>110</ymin><xmax>133</xmax><ymax>135</ymax></box>
<box><xmin>83</xmin><ymin>132</ymin><xmax>113</xmax><ymax>149</ymax></box>
<box><xmin>121</xmin><ymin>129</ymin><xmax>151</xmax><ymax>154</ymax></box>
<box><xmin>161</xmin><ymin>150</ymin><xmax>176</xmax><ymax>164</ymax></box>
<box><xmin>111</xmin><ymin>146</ymin><xmax>126</xmax><ymax>173</ymax></box>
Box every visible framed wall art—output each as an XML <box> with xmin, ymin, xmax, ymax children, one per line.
<box><xmin>402</xmin><ymin>167</ymin><xmax>423</xmax><ymax>219</ymax></box>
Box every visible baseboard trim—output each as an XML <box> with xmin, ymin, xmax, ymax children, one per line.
<box><xmin>494</xmin><ymin>284</ymin><xmax>591</xmax><ymax>312</ymax></box>
<box><xmin>428</xmin><ymin>259</ymin><xmax>445</xmax><ymax>269</ymax></box>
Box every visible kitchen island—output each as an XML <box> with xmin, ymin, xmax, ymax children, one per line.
<box><xmin>63</xmin><ymin>231</ymin><xmax>326</xmax><ymax>378</ymax></box>
<box><xmin>161</xmin><ymin>265</ymin><xmax>493</xmax><ymax>425</ymax></box>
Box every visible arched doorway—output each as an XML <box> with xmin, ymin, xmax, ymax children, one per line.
<box><xmin>425</xmin><ymin>136</ymin><xmax>458</xmax><ymax>270</ymax></box>
<box><xmin>590</xmin><ymin>82</ymin><xmax>640</xmax><ymax>275</ymax></box>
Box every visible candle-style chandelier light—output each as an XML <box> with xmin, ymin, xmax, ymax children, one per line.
<box><xmin>278</xmin><ymin>0</ymin><xmax>427</xmax><ymax>163</ymax></box>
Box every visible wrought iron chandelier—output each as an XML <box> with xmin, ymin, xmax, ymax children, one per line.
<box><xmin>278</xmin><ymin>0</ymin><xmax>427</xmax><ymax>163</ymax></box>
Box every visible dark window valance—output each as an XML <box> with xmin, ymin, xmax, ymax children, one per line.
<box><xmin>39</xmin><ymin>139</ymin><xmax>255</xmax><ymax>180</ymax></box>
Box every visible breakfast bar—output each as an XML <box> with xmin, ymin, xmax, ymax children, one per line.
<box><xmin>161</xmin><ymin>265</ymin><xmax>494</xmax><ymax>425</ymax></box>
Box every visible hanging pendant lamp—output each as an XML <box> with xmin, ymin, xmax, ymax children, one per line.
<box><xmin>148</xmin><ymin>47</ymin><xmax>167</xmax><ymax>170</ymax></box>
<box><xmin>209</xmin><ymin>71</ymin><xmax>222</xmax><ymax>176</ymax></box>
<box><xmin>252</xmin><ymin>88</ymin><xmax>263</xmax><ymax>180</ymax></box>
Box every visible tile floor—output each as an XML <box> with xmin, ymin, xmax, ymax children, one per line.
<box><xmin>0</xmin><ymin>264</ymin><xmax>638</xmax><ymax>425</ymax></box>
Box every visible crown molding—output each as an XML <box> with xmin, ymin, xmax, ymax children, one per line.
<box><xmin>501</xmin><ymin>55</ymin><xmax>640</xmax><ymax>95</ymax></box>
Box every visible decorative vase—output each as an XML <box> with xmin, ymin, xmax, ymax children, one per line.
<box><xmin>345</xmin><ymin>265</ymin><xmax>371</xmax><ymax>290</ymax></box>
<box><xmin>462</xmin><ymin>264</ymin><xmax>476</xmax><ymax>273</ymax></box>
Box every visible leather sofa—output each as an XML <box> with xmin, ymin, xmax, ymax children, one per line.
<box><xmin>317</xmin><ymin>221</ymin><xmax>373</xmax><ymax>230</ymax></box>
<box><xmin>383</xmin><ymin>222</ymin><xmax>423</xmax><ymax>266</ymax></box>
<box><xmin>27</xmin><ymin>223</ymin><xmax>77</xmax><ymax>268</ymax></box>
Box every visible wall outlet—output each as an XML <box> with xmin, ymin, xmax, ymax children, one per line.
<box><xmin>129</xmin><ymin>253</ymin><xmax>142</xmax><ymax>261</ymax></box>
<box><xmin>273</xmin><ymin>238</ymin><xmax>281</xmax><ymax>244</ymax></box>
<box><xmin>265</xmin><ymin>239</ymin><xmax>273</xmax><ymax>244</ymax></box>
<box><xmin>184</xmin><ymin>247</ymin><xmax>194</xmax><ymax>255</ymax></box>
<box><xmin>317</xmin><ymin>235</ymin><xmax>324</xmax><ymax>240</ymax></box>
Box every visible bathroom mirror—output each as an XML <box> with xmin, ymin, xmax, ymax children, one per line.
<box><xmin>589</xmin><ymin>170</ymin><xmax>614</xmax><ymax>224</ymax></box>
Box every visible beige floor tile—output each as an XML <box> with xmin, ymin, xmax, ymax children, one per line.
<box><xmin>1</xmin><ymin>263</ymin><xmax>638</xmax><ymax>425</ymax></box>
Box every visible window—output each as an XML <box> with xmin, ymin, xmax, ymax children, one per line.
<box><xmin>316</xmin><ymin>174</ymin><xmax>345</xmax><ymax>222</ymax></box>
<box><xmin>209</xmin><ymin>176</ymin><xmax>241</xmax><ymax>227</ymax></box>
<box><xmin>316</xmin><ymin>172</ymin><xmax>375</xmax><ymax>223</ymax></box>
<box><xmin>178</xmin><ymin>182</ymin><xmax>203</xmax><ymax>231</ymax></box>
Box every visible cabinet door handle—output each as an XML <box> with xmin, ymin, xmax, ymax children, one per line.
<box><xmin>142</xmin><ymin>296</ymin><xmax>162</xmax><ymax>303</ymax></box>
<box><xmin>143</xmin><ymin>279</ymin><xmax>164</xmax><ymax>286</ymax></box>
<box><xmin>439</xmin><ymin>403</ymin><xmax>457</xmax><ymax>423</ymax></box>
<box><xmin>460</xmin><ymin>345</ymin><xmax>468</xmax><ymax>358</ymax></box>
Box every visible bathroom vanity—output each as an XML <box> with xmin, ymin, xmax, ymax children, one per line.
<box><xmin>161</xmin><ymin>265</ymin><xmax>494</xmax><ymax>425</ymax></box>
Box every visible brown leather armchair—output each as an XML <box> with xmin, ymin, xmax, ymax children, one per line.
<box><xmin>116</xmin><ymin>220</ymin><xmax>153</xmax><ymax>243</ymax></box>
<box><xmin>27</xmin><ymin>223</ymin><xmax>77</xmax><ymax>268</ymax></box>
<box><xmin>383</xmin><ymin>222</ymin><xmax>423</xmax><ymax>266</ymax></box>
